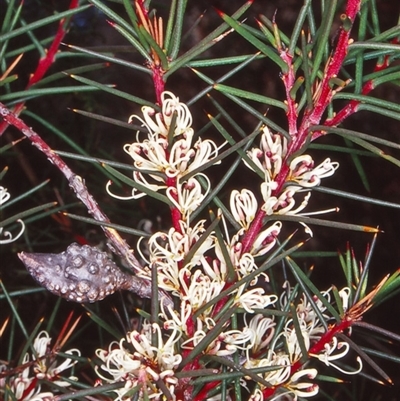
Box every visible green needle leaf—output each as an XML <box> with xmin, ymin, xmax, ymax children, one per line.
<box><xmin>217</xmin><ymin>11</ymin><xmax>287</xmax><ymax>71</ymax></box>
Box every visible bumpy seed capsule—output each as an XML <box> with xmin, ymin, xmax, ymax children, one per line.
<box><xmin>19</xmin><ymin>243</ymin><xmax>138</xmax><ymax>303</ymax></box>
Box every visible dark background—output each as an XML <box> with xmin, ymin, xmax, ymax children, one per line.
<box><xmin>1</xmin><ymin>1</ymin><xmax>399</xmax><ymax>400</ymax></box>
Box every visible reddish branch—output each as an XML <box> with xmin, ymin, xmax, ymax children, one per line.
<box><xmin>134</xmin><ymin>0</ymin><xmax>166</xmax><ymax>103</ymax></box>
<box><xmin>261</xmin><ymin>318</ymin><xmax>354</xmax><ymax>399</ymax></box>
<box><xmin>0</xmin><ymin>0</ymin><xmax>79</xmax><ymax>137</ymax></box>
<box><xmin>242</xmin><ymin>0</ymin><xmax>362</xmax><ymax>254</ymax></box>
<box><xmin>280</xmin><ymin>50</ymin><xmax>299</xmax><ymax>138</ymax></box>
<box><xmin>152</xmin><ymin>65</ymin><xmax>166</xmax><ymax>105</ymax></box>
<box><xmin>0</xmin><ymin>102</ymin><xmax>171</xmax><ymax>306</ymax></box>
<box><xmin>166</xmin><ymin>175</ymin><xmax>183</xmax><ymax>233</ymax></box>
<box><xmin>244</xmin><ymin>0</ymin><xmax>400</xmax><ymax>398</ymax></box>
<box><xmin>276</xmin><ymin>0</ymin><xmax>362</xmax><ymax>194</ymax></box>
<box><xmin>315</xmin><ymin>37</ymin><xmax>399</xmax><ymax>138</ymax></box>
<box><xmin>28</xmin><ymin>0</ymin><xmax>79</xmax><ymax>87</ymax></box>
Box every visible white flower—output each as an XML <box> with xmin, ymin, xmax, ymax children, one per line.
<box><xmin>236</xmin><ymin>286</ymin><xmax>277</xmax><ymax>313</ymax></box>
<box><xmin>236</xmin><ymin>253</ymin><xmax>260</xmax><ymax>281</ymax></box>
<box><xmin>152</xmin><ymin>259</ymin><xmax>181</xmax><ymax>294</ymax></box>
<box><xmin>338</xmin><ymin>287</ymin><xmax>351</xmax><ymax>312</ymax></box>
<box><xmin>181</xmin><ymin>320</ymin><xmax>253</xmax><ymax>357</ymax></box>
<box><xmin>129</xmin><ymin>91</ymin><xmax>193</xmax><ymax>138</ymax></box>
<box><xmin>271</xmin><ymin>309</ymin><xmax>322</xmax><ymax>365</ymax></box>
<box><xmin>32</xmin><ymin>331</ymin><xmax>80</xmax><ymax>385</ymax></box>
<box><xmin>282</xmin><ymin>322</ymin><xmax>311</xmax><ymax>363</ymax></box>
<box><xmin>289</xmin><ymin>156</ymin><xmax>339</xmax><ymax>188</ymax></box>
<box><xmin>167</xmin><ymin>136</ymin><xmax>195</xmax><ymax>176</ymax></box>
<box><xmin>96</xmin><ymin>322</ymin><xmax>181</xmax><ymax>400</ymax></box>
<box><xmin>10</xmin><ymin>354</ymin><xmax>36</xmax><ymax>401</ymax></box>
<box><xmin>250</xmin><ymin>221</ymin><xmax>282</xmax><ymax>256</ymax></box>
<box><xmin>246</xmin><ymin>314</ymin><xmax>275</xmax><ymax>354</ymax></box>
<box><xmin>148</xmin><ymin>219</ymin><xmax>208</xmax><ymax>264</ymax></box>
<box><xmin>166</xmin><ymin>176</ymin><xmax>209</xmax><ymax>221</ymax></box>
<box><xmin>163</xmin><ymin>299</ymin><xmax>192</xmax><ymax>333</ymax></box>
<box><xmin>284</xmin><ymin>368</ymin><xmax>319</xmax><ymax>400</ymax></box>
<box><xmin>124</xmin><ymin>137</ymin><xmax>170</xmax><ymax>173</ymax></box>
<box><xmin>279</xmin><ymin>282</ymin><xmax>328</xmax><ymax>340</ymax></box>
<box><xmin>119</xmin><ymin>91</ymin><xmax>222</xmax><ymax>201</ymax></box>
<box><xmin>275</xmin><ymin>190</ymin><xmax>311</xmax><ymax>216</ymax></box>
<box><xmin>260</xmin><ymin>175</ymin><xmax>279</xmax><ymax>214</ymax></box>
<box><xmin>244</xmin><ymin>127</ymin><xmax>338</xmax><ymax>221</ymax></box>
<box><xmin>310</xmin><ymin>336</ymin><xmax>363</xmax><ymax>375</ymax></box>
<box><xmin>254</xmin><ymin>367</ymin><xmax>319</xmax><ymax>401</ymax></box>
<box><xmin>245</xmin><ymin>126</ymin><xmax>287</xmax><ymax>178</ymax></box>
<box><xmin>0</xmin><ymin>186</ymin><xmax>11</xmax><ymax>205</ymax></box>
<box><xmin>143</xmin><ymin>220</ymin><xmax>215</xmax><ymax>295</ymax></box>
<box><xmin>213</xmin><ymin>229</ymin><xmax>243</xmax><ymax>279</ymax></box>
<box><xmin>33</xmin><ymin>330</ymin><xmax>51</xmax><ymax>357</ymax></box>
<box><xmin>208</xmin><ymin>327</ymin><xmax>255</xmax><ymax>355</ymax></box>
<box><xmin>184</xmin><ymin>136</ymin><xmax>222</xmax><ymax>173</ymax></box>
<box><xmin>179</xmin><ymin>268</ymin><xmax>225</xmax><ymax>312</ymax></box>
<box><xmin>230</xmin><ymin>189</ymin><xmax>258</xmax><ymax>229</ymax></box>
<box><xmin>245</xmin><ymin>351</ymin><xmax>291</xmax><ymax>387</ymax></box>
<box><xmin>0</xmin><ymin>186</ymin><xmax>25</xmax><ymax>245</ymax></box>
<box><xmin>2</xmin><ymin>330</ymin><xmax>79</xmax><ymax>400</ymax></box>
<box><xmin>123</xmin><ymin>130</ymin><xmax>220</xmax><ymax>181</ymax></box>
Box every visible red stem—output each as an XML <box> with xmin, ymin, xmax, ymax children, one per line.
<box><xmin>242</xmin><ymin>0</ymin><xmax>361</xmax><ymax>255</ymax></box>
<box><xmin>152</xmin><ymin>65</ymin><xmax>165</xmax><ymax>105</ymax></box>
<box><xmin>242</xmin><ymin>208</ymin><xmax>266</xmax><ymax>255</ymax></box>
<box><xmin>136</xmin><ymin>0</ymin><xmax>149</xmax><ymax>19</ymax></box>
<box><xmin>280</xmin><ymin>51</ymin><xmax>298</xmax><ymax>138</ymax></box>
<box><xmin>280</xmin><ymin>0</ymin><xmax>361</xmax><ymax>190</ymax></box>
<box><xmin>193</xmin><ymin>381</ymin><xmax>221</xmax><ymax>401</ymax></box>
<box><xmin>0</xmin><ymin>0</ymin><xmax>79</xmax><ymax>137</ymax></box>
<box><xmin>21</xmin><ymin>377</ymin><xmax>38</xmax><ymax>401</ymax></box>
<box><xmin>262</xmin><ymin>318</ymin><xmax>353</xmax><ymax>399</ymax></box>
<box><xmin>313</xmin><ymin>38</ymin><xmax>398</xmax><ymax>140</ymax></box>
<box><xmin>29</xmin><ymin>0</ymin><xmax>79</xmax><ymax>87</ymax></box>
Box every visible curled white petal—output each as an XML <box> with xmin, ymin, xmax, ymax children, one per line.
<box><xmin>245</xmin><ymin>127</ymin><xmax>287</xmax><ymax>178</ymax></box>
<box><xmin>339</xmin><ymin>287</ymin><xmax>351</xmax><ymax>312</ymax></box>
<box><xmin>290</xmin><ymin>157</ymin><xmax>339</xmax><ymax>188</ymax></box>
<box><xmin>166</xmin><ymin>176</ymin><xmax>209</xmax><ymax>221</ymax></box>
<box><xmin>230</xmin><ymin>189</ymin><xmax>258</xmax><ymax>229</ymax></box>
<box><xmin>0</xmin><ymin>186</ymin><xmax>11</xmax><ymax>205</ymax></box>
<box><xmin>251</xmin><ymin>221</ymin><xmax>282</xmax><ymax>256</ymax></box>
<box><xmin>128</xmin><ymin>91</ymin><xmax>193</xmax><ymax>139</ymax></box>
<box><xmin>106</xmin><ymin>180</ymin><xmax>143</xmax><ymax>200</ymax></box>
<box><xmin>0</xmin><ymin>219</ymin><xmax>25</xmax><ymax>245</ymax></box>
<box><xmin>246</xmin><ymin>314</ymin><xmax>276</xmax><ymax>353</ymax></box>
<box><xmin>285</xmin><ymin>368</ymin><xmax>319</xmax><ymax>399</ymax></box>
<box><xmin>33</xmin><ymin>331</ymin><xmax>52</xmax><ymax>357</ymax></box>
<box><xmin>310</xmin><ymin>337</ymin><xmax>363</xmax><ymax>375</ymax></box>
<box><xmin>236</xmin><ymin>287</ymin><xmax>277</xmax><ymax>313</ymax></box>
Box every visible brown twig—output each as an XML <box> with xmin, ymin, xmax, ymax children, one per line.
<box><xmin>0</xmin><ymin>102</ymin><xmax>171</xmax><ymax>305</ymax></box>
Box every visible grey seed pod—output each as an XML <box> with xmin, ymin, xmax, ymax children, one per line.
<box><xmin>18</xmin><ymin>243</ymin><xmax>143</xmax><ymax>303</ymax></box>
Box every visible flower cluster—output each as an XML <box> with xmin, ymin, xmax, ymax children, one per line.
<box><xmin>0</xmin><ymin>331</ymin><xmax>80</xmax><ymax>401</ymax></box>
<box><xmin>246</xmin><ymin>126</ymin><xmax>339</xmax><ymax>218</ymax></box>
<box><xmin>96</xmin><ymin>92</ymin><xmax>353</xmax><ymax>401</ymax></box>
<box><xmin>0</xmin><ymin>186</ymin><xmax>25</xmax><ymax>245</ymax></box>
<box><xmin>242</xmin><ymin>284</ymin><xmax>360</xmax><ymax>401</ymax></box>
<box><xmin>107</xmin><ymin>91</ymin><xmax>221</xmax><ymax>223</ymax></box>
<box><xmin>96</xmin><ymin>322</ymin><xmax>182</xmax><ymax>400</ymax></box>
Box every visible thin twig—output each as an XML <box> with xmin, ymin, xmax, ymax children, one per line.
<box><xmin>0</xmin><ymin>102</ymin><xmax>172</xmax><ymax>305</ymax></box>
